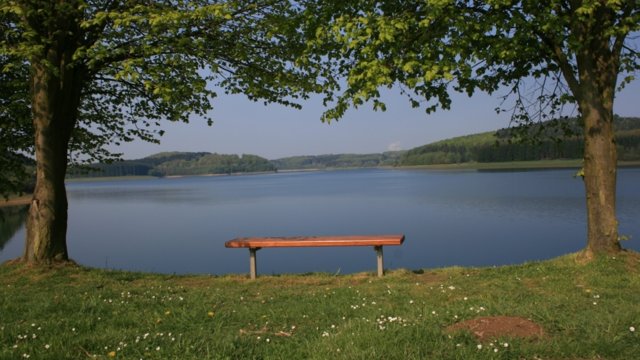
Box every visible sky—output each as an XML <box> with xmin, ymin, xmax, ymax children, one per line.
<box><xmin>114</xmin><ymin>78</ymin><xmax>640</xmax><ymax>160</ymax></box>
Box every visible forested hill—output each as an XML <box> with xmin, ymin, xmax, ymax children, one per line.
<box><xmin>271</xmin><ymin>152</ymin><xmax>405</xmax><ymax>170</ymax></box>
<box><xmin>400</xmin><ymin>116</ymin><xmax>640</xmax><ymax>166</ymax></box>
<box><xmin>68</xmin><ymin>152</ymin><xmax>276</xmax><ymax>178</ymax></box>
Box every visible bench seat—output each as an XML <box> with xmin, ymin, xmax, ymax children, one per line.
<box><xmin>225</xmin><ymin>234</ymin><xmax>405</xmax><ymax>279</ymax></box>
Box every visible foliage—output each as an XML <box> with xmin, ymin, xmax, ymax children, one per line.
<box><xmin>0</xmin><ymin>51</ymin><xmax>32</xmax><ymax>198</ymax></box>
<box><xmin>1</xmin><ymin>253</ymin><xmax>640</xmax><ymax>359</ymax></box>
<box><xmin>303</xmin><ymin>0</ymin><xmax>639</xmax><ymax>123</ymax></box>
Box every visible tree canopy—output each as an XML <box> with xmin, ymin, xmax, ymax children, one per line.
<box><xmin>303</xmin><ymin>0</ymin><xmax>638</xmax><ymax>122</ymax></box>
<box><xmin>0</xmin><ymin>0</ymin><xmax>319</xmax><ymax>196</ymax></box>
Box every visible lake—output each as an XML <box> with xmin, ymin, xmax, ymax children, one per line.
<box><xmin>1</xmin><ymin>168</ymin><xmax>639</xmax><ymax>275</ymax></box>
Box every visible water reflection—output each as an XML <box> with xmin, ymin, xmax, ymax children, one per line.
<box><xmin>0</xmin><ymin>205</ymin><xmax>28</xmax><ymax>251</ymax></box>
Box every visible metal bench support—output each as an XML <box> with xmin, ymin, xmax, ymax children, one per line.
<box><xmin>249</xmin><ymin>248</ymin><xmax>260</xmax><ymax>280</ymax></box>
<box><xmin>375</xmin><ymin>246</ymin><xmax>384</xmax><ymax>277</ymax></box>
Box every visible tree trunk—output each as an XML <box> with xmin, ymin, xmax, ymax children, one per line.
<box><xmin>23</xmin><ymin>56</ymin><xmax>82</xmax><ymax>264</ymax></box>
<box><xmin>579</xmin><ymin>95</ymin><xmax>620</xmax><ymax>258</ymax></box>
<box><xmin>18</xmin><ymin>1</ymin><xmax>87</xmax><ymax>264</ymax></box>
<box><xmin>564</xmin><ymin>6</ymin><xmax>623</xmax><ymax>260</ymax></box>
<box><xmin>24</xmin><ymin>126</ymin><xmax>70</xmax><ymax>262</ymax></box>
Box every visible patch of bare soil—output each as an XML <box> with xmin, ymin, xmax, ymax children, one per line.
<box><xmin>412</xmin><ymin>271</ymin><xmax>451</xmax><ymax>285</ymax></box>
<box><xmin>445</xmin><ymin>316</ymin><xmax>545</xmax><ymax>341</ymax></box>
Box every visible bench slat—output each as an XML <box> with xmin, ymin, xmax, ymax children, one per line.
<box><xmin>225</xmin><ymin>234</ymin><xmax>405</xmax><ymax>248</ymax></box>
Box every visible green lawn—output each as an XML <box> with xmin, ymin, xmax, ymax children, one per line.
<box><xmin>1</xmin><ymin>252</ymin><xmax>639</xmax><ymax>359</ymax></box>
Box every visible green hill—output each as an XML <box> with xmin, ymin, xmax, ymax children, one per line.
<box><xmin>150</xmin><ymin>153</ymin><xmax>275</xmax><ymax>176</ymax></box>
<box><xmin>401</xmin><ymin>116</ymin><xmax>640</xmax><ymax>166</ymax></box>
<box><xmin>271</xmin><ymin>152</ymin><xmax>405</xmax><ymax>170</ymax></box>
<box><xmin>400</xmin><ymin>132</ymin><xmax>496</xmax><ymax>166</ymax></box>
<box><xmin>68</xmin><ymin>152</ymin><xmax>275</xmax><ymax>178</ymax></box>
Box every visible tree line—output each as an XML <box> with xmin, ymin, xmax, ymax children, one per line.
<box><xmin>69</xmin><ymin>151</ymin><xmax>408</xmax><ymax>177</ymax></box>
<box><xmin>401</xmin><ymin>117</ymin><xmax>640</xmax><ymax>166</ymax></box>
<box><xmin>68</xmin><ymin>152</ymin><xmax>275</xmax><ymax>178</ymax></box>
<box><xmin>272</xmin><ymin>152</ymin><xmax>404</xmax><ymax>170</ymax></box>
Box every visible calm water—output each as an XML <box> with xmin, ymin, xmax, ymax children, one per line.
<box><xmin>1</xmin><ymin>168</ymin><xmax>639</xmax><ymax>275</ymax></box>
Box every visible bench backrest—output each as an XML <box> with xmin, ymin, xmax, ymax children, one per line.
<box><xmin>225</xmin><ymin>235</ymin><xmax>405</xmax><ymax>248</ymax></box>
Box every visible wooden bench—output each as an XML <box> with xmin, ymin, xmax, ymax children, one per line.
<box><xmin>225</xmin><ymin>234</ymin><xmax>405</xmax><ymax>279</ymax></box>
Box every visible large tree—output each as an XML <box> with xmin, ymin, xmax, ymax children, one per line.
<box><xmin>1</xmin><ymin>0</ymin><xmax>319</xmax><ymax>263</ymax></box>
<box><xmin>303</xmin><ymin>0</ymin><xmax>639</xmax><ymax>258</ymax></box>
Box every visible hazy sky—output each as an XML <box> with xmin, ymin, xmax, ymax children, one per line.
<box><xmin>115</xmin><ymin>78</ymin><xmax>640</xmax><ymax>160</ymax></box>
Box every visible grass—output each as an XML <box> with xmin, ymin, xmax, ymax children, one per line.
<box><xmin>1</xmin><ymin>253</ymin><xmax>639</xmax><ymax>359</ymax></box>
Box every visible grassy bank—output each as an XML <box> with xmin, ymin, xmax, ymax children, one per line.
<box><xmin>1</xmin><ymin>253</ymin><xmax>639</xmax><ymax>359</ymax></box>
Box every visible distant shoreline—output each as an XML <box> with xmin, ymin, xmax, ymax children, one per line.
<box><xmin>58</xmin><ymin>159</ymin><xmax>640</xmax><ymax>182</ymax></box>
<box><xmin>4</xmin><ymin>160</ymin><xmax>638</xmax><ymax>208</ymax></box>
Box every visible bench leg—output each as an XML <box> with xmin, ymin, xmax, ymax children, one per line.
<box><xmin>249</xmin><ymin>248</ymin><xmax>259</xmax><ymax>280</ymax></box>
<box><xmin>375</xmin><ymin>246</ymin><xmax>384</xmax><ymax>277</ymax></box>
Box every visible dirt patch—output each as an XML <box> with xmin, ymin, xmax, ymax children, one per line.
<box><xmin>171</xmin><ymin>276</ymin><xmax>220</xmax><ymax>288</ymax></box>
<box><xmin>445</xmin><ymin>316</ymin><xmax>545</xmax><ymax>341</ymax></box>
<box><xmin>412</xmin><ymin>271</ymin><xmax>450</xmax><ymax>285</ymax></box>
